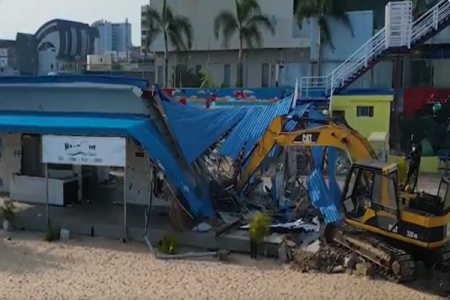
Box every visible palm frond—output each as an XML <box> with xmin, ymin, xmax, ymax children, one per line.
<box><xmin>146</xmin><ymin>6</ymin><xmax>164</xmax><ymax>28</ymax></box>
<box><xmin>145</xmin><ymin>6</ymin><xmax>164</xmax><ymax>50</ymax></box>
<box><xmin>167</xmin><ymin>30</ymin><xmax>187</xmax><ymax>51</ymax></box>
<box><xmin>214</xmin><ymin>10</ymin><xmax>239</xmax><ymax>48</ymax></box>
<box><xmin>295</xmin><ymin>0</ymin><xmax>318</xmax><ymax>29</ymax></box>
<box><xmin>241</xmin><ymin>25</ymin><xmax>263</xmax><ymax>48</ymax></box>
<box><xmin>296</xmin><ymin>0</ymin><xmax>354</xmax><ymax>49</ymax></box>
<box><xmin>168</xmin><ymin>15</ymin><xmax>194</xmax><ymax>50</ymax></box>
<box><xmin>246</xmin><ymin>14</ymin><xmax>276</xmax><ymax>35</ymax></box>
<box><xmin>318</xmin><ymin>16</ymin><xmax>334</xmax><ymax>50</ymax></box>
<box><xmin>325</xmin><ymin>0</ymin><xmax>354</xmax><ymax>37</ymax></box>
<box><xmin>236</xmin><ymin>0</ymin><xmax>261</xmax><ymax>24</ymax></box>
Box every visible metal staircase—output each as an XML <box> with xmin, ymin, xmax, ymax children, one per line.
<box><xmin>299</xmin><ymin>0</ymin><xmax>450</xmax><ymax>107</ymax></box>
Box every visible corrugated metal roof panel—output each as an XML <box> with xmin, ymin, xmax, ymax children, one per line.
<box><xmin>219</xmin><ymin>96</ymin><xmax>293</xmax><ymax>159</ymax></box>
<box><xmin>131</xmin><ymin>120</ymin><xmax>214</xmax><ymax>218</ymax></box>
<box><xmin>285</xmin><ymin>103</ymin><xmax>311</xmax><ymax>131</ymax></box>
<box><xmin>307</xmin><ymin>169</ymin><xmax>341</xmax><ymax>224</ymax></box>
<box><xmin>161</xmin><ymin>101</ymin><xmax>245</xmax><ymax>164</ymax></box>
<box><xmin>318</xmin><ymin>206</ymin><xmax>341</xmax><ymax>224</ymax></box>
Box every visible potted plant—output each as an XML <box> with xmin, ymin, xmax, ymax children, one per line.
<box><xmin>248</xmin><ymin>212</ymin><xmax>272</xmax><ymax>259</ymax></box>
<box><xmin>0</xmin><ymin>200</ymin><xmax>15</xmax><ymax>231</ymax></box>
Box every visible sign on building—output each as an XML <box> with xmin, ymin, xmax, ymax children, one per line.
<box><xmin>42</xmin><ymin>135</ymin><xmax>126</xmax><ymax>167</ymax></box>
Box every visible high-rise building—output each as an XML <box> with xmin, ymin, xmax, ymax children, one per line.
<box><xmin>91</xmin><ymin>19</ymin><xmax>132</xmax><ymax>54</ymax></box>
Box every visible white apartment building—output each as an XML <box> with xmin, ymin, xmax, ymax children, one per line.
<box><xmin>140</xmin><ymin>0</ymin><xmax>383</xmax><ymax>89</ymax></box>
<box><xmin>91</xmin><ymin>19</ymin><xmax>132</xmax><ymax>55</ymax></box>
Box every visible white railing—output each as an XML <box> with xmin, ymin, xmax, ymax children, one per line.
<box><xmin>385</xmin><ymin>1</ymin><xmax>413</xmax><ymax>48</ymax></box>
<box><xmin>330</xmin><ymin>28</ymin><xmax>387</xmax><ymax>92</ymax></box>
<box><xmin>299</xmin><ymin>28</ymin><xmax>387</xmax><ymax>98</ymax></box>
<box><xmin>411</xmin><ymin>0</ymin><xmax>450</xmax><ymax>42</ymax></box>
<box><xmin>299</xmin><ymin>0</ymin><xmax>450</xmax><ymax>101</ymax></box>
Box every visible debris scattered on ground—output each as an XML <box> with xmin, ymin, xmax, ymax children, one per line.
<box><xmin>290</xmin><ymin>243</ymin><xmax>346</xmax><ymax>273</ymax></box>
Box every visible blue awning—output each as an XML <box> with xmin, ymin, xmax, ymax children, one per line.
<box><xmin>0</xmin><ymin>114</ymin><xmax>214</xmax><ymax>218</ymax></box>
<box><xmin>0</xmin><ymin>75</ymin><xmax>148</xmax><ymax>89</ymax></box>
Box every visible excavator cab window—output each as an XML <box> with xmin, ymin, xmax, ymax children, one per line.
<box><xmin>342</xmin><ymin>167</ymin><xmax>376</xmax><ymax>217</ymax></box>
<box><xmin>342</xmin><ymin>167</ymin><xmax>399</xmax><ymax>218</ymax></box>
<box><xmin>438</xmin><ymin>179</ymin><xmax>450</xmax><ymax>210</ymax></box>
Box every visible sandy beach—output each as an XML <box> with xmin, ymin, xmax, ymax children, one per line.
<box><xmin>0</xmin><ymin>231</ymin><xmax>444</xmax><ymax>300</ymax></box>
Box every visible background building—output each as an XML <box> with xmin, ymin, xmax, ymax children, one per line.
<box><xmin>141</xmin><ymin>0</ymin><xmax>386</xmax><ymax>88</ymax></box>
<box><xmin>0</xmin><ymin>39</ymin><xmax>18</xmax><ymax>75</ymax></box>
<box><xmin>91</xmin><ymin>19</ymin><xmax>132</xmax><ymax>54</ymax></box>
<box><xmin>15</xmin><ymin>19</ymin><xmax>100</xmax><ymax>75</ymax></box>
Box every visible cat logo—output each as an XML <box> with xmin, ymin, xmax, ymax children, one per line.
<box><xmin>293</xmin><ymin>132</ymin><xmax>320</xmax><ymax>144</ymax></box>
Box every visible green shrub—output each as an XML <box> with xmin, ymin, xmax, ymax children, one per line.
<box><xmin>249</xmin><ymin>212</ymin><xmax>272</xmax><ymax>242</ymax></box>
<box><xmin>44</xmin><ymin>224</ymin><xmax>61</xmax><ymax>242</ymax></box>
<box><xmin>159</xmin><ymin>236</ymin><xmax>179</xmax><ymax>254</ymax></box>
<box><xmin>0</xmin><ymin>200</ymin><xmax>15</xmax><ymax>221</ymax></box>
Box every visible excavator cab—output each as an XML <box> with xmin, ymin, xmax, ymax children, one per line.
<box><xmin>341</xmin><ymin>160</ymin><xmax>400</xmax><ymax>225</ymax></box>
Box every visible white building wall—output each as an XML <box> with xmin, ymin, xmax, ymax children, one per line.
<box><xmin>126</xmin><ymin>139</ymin><xmax>152</xmax><ymax>205</ymax></box>
<box><xmin>155</xmin><ymin>48</ymin><xmax>311</xmax><ymax>87</ymax></box>
<box><xmin>0</xmin><ymin>133</ymin><xmax>153</xmax><ymax>205</ymax></box>
<box><xmin>144</xmin><ymin>0</ymin><xmax>310</xmax><ymax>52</ymax></box>
<box><xmin>0</xmin><ymin>133</ymin><xmax>21</xmax><ymax>193</ymax></box>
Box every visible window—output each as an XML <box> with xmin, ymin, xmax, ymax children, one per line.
<box><xmin>261</xmin><ymin>63</ymin><xmax>269</xmax><ymax>87</ymax></box>
<box><xmin>387</xmin><ymin>172</ymin><xmax>399</xmax><ymax>210</ymax></box>
<box><xmin>344</xmin><ymin>168</ymin><xmax>358</xmax><ymax>199</ymax></box>
<box><xmin>195</xmin><ymin>65</ymin><xmax>202</xmax><ymax>74</ymax></box>
<box><xmin>333</xmin><ymin>110</ymin><xmax>345</xmax><ymax>118</ymax></box>
<box><xmin>50</xmin><ymin>64</ymin><xmax>53</xmax><ymax>70</ymax></box>
<box><xmin>356</xmin><ymin>106</ymin><xmax>374</xmax><ymax>117</ymax></box>
<box><xmin>157</xmin><ymin>66</ymin><xmax>164</xmax><ymax>85</ymax></box>
<box><xmin>223</xmin><ymin>64</ymin><xmax>230</xmax><ymax>87</ymax></box>
<box><xmin>372</xmin><ymin>174</ymin><xmax>382</xmax><ymax>205</ymax></box>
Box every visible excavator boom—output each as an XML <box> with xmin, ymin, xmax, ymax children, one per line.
<box><xmin>236</xmin><ymin>115</ymin><xmax>378</xmax><ymax>193</ymax></box>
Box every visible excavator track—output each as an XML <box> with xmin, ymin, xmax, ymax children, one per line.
<box><xmin>324</xmin><ymin>223</ymin><xmax>416</xmax><ymax>283</ymax></box>
<box><xmin>438</xmin><ymin>241</ymin><xmax>450</xmax><ymax>272</ymax></box>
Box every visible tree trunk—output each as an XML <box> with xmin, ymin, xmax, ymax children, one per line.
<box><xmin>163</xmin><ymin>32</ymin><xmax>169</xmax><ymax>87</ymax></box>
<box><xmin>317</xmin><ymin>27</ymin><xmax>323</xmax><ymax>76</ymax></box>
<box><xmin>237</xmin><ymin>39</ymin><xmax>244</xmax><ymax>87</ymax></box>
<box><xmin>318</xmin><ymin>45</ymin><xmax>323</xmax><ymax>76</ymax></box>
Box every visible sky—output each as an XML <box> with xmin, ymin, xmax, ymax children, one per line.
<box><xmin>0</xmin><ymin>0</ymin><xmax>148</xmax><ymax>46</ymax></box>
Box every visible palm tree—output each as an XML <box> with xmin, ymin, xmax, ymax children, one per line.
<box><xmin>144</xmin><ymin>0</ymin><xmax>194</xmax><ymax>87</ymax></box>
<box><xmin>295</xmin><ymin>0</ymin><xmax>354</xmax><ymax>76</ymax></box>
<box><xmin>213</xmin><ymin>0</ymin><xmax>276</xmax><ymax>87</ymax></box>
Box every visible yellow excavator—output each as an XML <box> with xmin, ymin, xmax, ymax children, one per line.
<box><xmin>236</xmin><ymin>115</ymin><xmax>450</xmax><ymax>282</ymax></box>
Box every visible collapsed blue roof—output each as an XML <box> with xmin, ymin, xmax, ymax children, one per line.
<box><xmin>219</xmin><ymin>95</ymin><xmax>295</xmax><ymax>160</ymax></box>
<box><xmin>160</xmin><ymin>101</ymin><xmax>245</xmax><ymax>164</ymax></box>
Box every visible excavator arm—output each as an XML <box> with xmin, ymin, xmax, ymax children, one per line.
<box><xmin>236</xmin><ymin>115</ymin><xmax>378</xmax><ymax>193</ymax></box>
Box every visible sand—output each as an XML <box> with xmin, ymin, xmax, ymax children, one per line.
<box><xmin>0</xmin><ymin>231</ymin><xmax>444</xmax><ymax>300</ymax></box>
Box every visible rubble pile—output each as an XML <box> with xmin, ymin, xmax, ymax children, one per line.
<box><xmin>291</xmin><ymin>244</ymin><xmax>346</xmax><ymax>273</ymax></box>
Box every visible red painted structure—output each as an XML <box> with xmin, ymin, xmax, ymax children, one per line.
<box><xmin>403</xmin><ymin>88</ymin><xmax>450</xmax><ymax>115</ymax></box>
